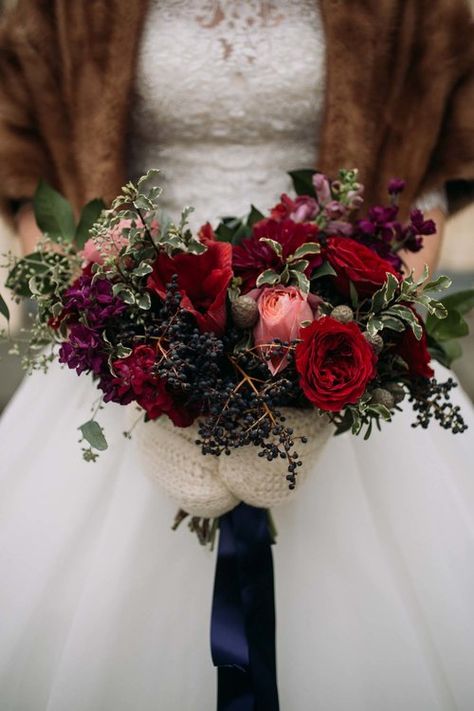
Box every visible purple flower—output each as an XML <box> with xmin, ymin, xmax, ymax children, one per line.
<box><xmin>388</xmin><ymin>178</ymin><xmax>406</xmax><ymax>195</ymax></box>
<box><xmin>324</xmin><ymin>200</ymin><xmax>346</xmax><ymax>220</ymax></box>
<box><xmin>409</xmin><ymin>209</ymin><xmax>437</xmax><ymax>236</ymax></box>
<box><xmin>62</xmin><ymin>274</ymin><xmax>126</xmax><ymax>329</ymax></box>
<box><xmin>58</xmin><ymin>324</ymin><xmax>106</xmax><ymax>375</ymax></box>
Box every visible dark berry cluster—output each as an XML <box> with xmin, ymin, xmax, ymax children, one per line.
<box><xmin>409</xmin><ymin>377</ymin><xmax>468</xmax><ymax>434</ymax></box>
<box><xmin>152</xmin><ymin>278</ymin><xmax>309</xmax><ymax>490</ymax></box>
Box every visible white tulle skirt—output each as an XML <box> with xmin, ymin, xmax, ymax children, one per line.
<box><xmin>1</xmin><ymin>361</ymin><xmax>474</xmax><ymax>711</ymax></box>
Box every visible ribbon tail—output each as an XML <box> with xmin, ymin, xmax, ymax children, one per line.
<box><xmin>211</xmin><ymin>503</ymin><xmax>279</xmax><ymax>711</ymax></box>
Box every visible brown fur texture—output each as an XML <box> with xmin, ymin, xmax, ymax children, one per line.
<box><xmin>0</xmin><ymin>0</ymin><xmax>472</xmax><ymax>222</ymax></box>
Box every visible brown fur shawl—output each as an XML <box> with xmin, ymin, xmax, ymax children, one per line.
<box><xmin>0</xmin><ymin>0</ymin><xmax>473</xmax><ymax>222</ymax></box>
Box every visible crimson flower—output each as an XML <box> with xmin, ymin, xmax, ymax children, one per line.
<box><xmin>295</xmin><ymin>317</ymin><xmax>377</xmax><ymax>411</ymax></box>
<box><xmin>102</xmin><ymin>345</ymin><xmax>195</xmax><ymax>426</ymax></box>
<box><xmin>325</xmin><ymin>236</ymin><xmax>399</xmax><ymax>297</ymax></box>
<box><xmin>233</xmin><ymin>218</ymin><xmax>321</xmax><ymax>291</ymax></box>
<box><xmin>396</xmin><ymin>314</ymin><xmax>434</xmax><ymax>379</ymax></box>
<box><xmin>147</xmin><ymin>241</ymin><xmax>233</xmax><ymax>335</ymax></box>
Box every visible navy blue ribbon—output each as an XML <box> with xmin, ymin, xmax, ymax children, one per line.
<box><xmin>211</xmin><ymin>503</ymin><xmax>280</xmax><ymax>711</ymax></box>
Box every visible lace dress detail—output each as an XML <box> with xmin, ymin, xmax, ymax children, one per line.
<box><xmin>128</xmin><ymin>0</ymin><xmax>326</xmax><ymax>229</ymax></box>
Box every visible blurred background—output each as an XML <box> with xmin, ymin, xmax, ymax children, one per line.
<box><xmin>0</xmin><ymin>0</ymin><xmax>473</xmax><ymax>411</ymax></box>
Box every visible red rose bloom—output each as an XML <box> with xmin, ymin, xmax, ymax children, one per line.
<box><xmin>396</xmin><ymin>317</ymin><xmax>434</xmax><ymax>379</ymax></box>
<box><xmin>233</xmin><ymin>218</ymin><xmax>321</xmax><ymax>291</ymax></box>
<box><xmin>295</xmin><ymin>317</ymin><xmax>377</xmax><ymax>411</ymax></box>
<box><xmin>110</xmin><ymin>345</ymin><xmax>195</xmax><ymax>427</ymax></box>
<box><xmin>147</xmin><ymin>241</ymin><xmax>233</xmax><ymax>335</ymax></box>
<box><xmin>325</xmin><ymin>236</ymin><xmax>398</xmax><ymax>297</ymax></box>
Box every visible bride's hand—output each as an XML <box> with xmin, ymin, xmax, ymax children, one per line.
<box><xmin>15</xmin><ymin>202</ymin><xmax>42</xmax><ymax>255</ymax></box>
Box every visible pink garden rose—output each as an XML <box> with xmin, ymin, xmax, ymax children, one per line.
<box><xmin>82</xmin><ymin>219</ymin><xmax>159</xmax><ymax>265</ymax></box>
<box><xmin>252</xmin><ymin>286</ymin><xmax>319</xmax><ymax>375</ymax></box>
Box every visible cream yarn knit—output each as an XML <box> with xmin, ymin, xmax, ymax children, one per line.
<box><xmin>131</xmin><ymin>408</ymin><xmax>333</xmax><ymax>517</ymax></box>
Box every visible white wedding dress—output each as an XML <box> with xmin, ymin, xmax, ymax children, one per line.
<box><xmin>1</xmin><ymin>2</ymin><xmax>474</xmax><ymax>710</ymax></box>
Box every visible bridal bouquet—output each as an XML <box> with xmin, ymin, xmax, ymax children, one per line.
<box><xmin>1</xmin><ymin>169</ymin><xmax>470</xmax><ymax>521</ymax></box>
<box><xmin>2</xmin><ymin>168</ymin><xmax>472</xmax><ymax>709</ymax></box>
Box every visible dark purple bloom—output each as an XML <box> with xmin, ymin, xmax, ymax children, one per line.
<box><xmin>388</xmin><ymin>178</ymin><xmax>406</xmax><ymax>195</ymax></box>
<box><xmin>62</xmin><ymin>274</ymin><xmax>126</xmax><ymax>329</ymax></box>
<box><xmin>58</xmin><ymin>324</ymin><xmax>106</xmax><ymax>375</ymax></box>
<box><xmin>409</xmin><ymin>209</ymin><xmax>437</xmax><ymax>236</ymax></box>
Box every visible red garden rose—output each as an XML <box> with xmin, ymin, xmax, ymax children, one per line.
<box><xmin>295</xmin><ymin>317</ymin><xmax>377</xmax><ymax>411</ymax></box>
<box><xmin>396</xmin><ymin>316</ymin><xmax>434</xmax><ymax>379</ymax></box>
<box><xmin>325</xmin><ymin>236</ymin><xmax>399</xmax><ymax>297</ymax></box>
<box><xmin>147</xmin><ymin>240</ymin><xmax>233</xmax><ymax>335</ymax></box>
<box><xmin>233</xmin><ymin>218</ymin><xmax>321</xmax><ymax>291</ymax></box>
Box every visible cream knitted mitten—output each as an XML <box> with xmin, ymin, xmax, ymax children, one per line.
<box><xmin>132</xmin><ymin>408</ymin><xmax>333</xmax><ymax>517</ymax></box>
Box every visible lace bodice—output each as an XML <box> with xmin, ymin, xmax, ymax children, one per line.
<box><xmin>128</xmin><ymin>1</ymin><xmax>446</xmax><ymax>224</ymax></box>
<box><xmin>128</xmin><ymin>0</ymin><xmax>326</xmax><ymax>228</ymax></box>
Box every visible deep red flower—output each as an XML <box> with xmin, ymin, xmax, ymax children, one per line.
<box><xmin>147</xmin><ymin>241</ymin><xmax>233</xmax><ymax>335</ymax></box>
<box><xmin>396</xmin><ymin>315</ymin><xmax>434</xmax><ymax>379</ymax></box>
<box><xmin>107</xmin><ymin>345</ymin><xmax>195</xmax><ymax>426</ymax></box>
<box><xmin>233</xmin><ymin>218</ymin><xmax>321</xmax><ymax>291</ymax></box>
<box><xmin>269</xmin><ymin>193</ymin><xmax>318</xmax><ymax>222</ymax></box>
<box><xmin>325</xmin><ymin>236</ymin><xmax>399</xmax><ymax>297</ymax></box>
<box><xmin>295</xmin><ymin>317</ymin><xmax>377</xmax><ymax>411</ymax></box>
<box><xmin>198</xmin><ymin>222</ymin><xmax>216</xmax><ymax>243</ymax></box>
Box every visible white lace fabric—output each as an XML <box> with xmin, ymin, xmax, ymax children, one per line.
<box><xmin>128</xmin><ymin>0</ymin><xmax>326</xmax><ymax>229</ymax></box>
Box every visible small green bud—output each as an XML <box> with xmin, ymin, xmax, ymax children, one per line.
<box><xmin>371</xmin><ymin>388</ymin><xmax>395</xmax><ymax>410</ymax></box>
<box><xmin>331</xmin><ymin>305</ymin><xmax>354</xmax><ymax>323</ymax></box>
<box><xmin>363</xmin><ymin>332</ymin><xmax>384</xmax><ymax>354</ymax></box>
<box><xmin>385</xmin><ymin>382</ymin><xmax>406</xmax><ymax>405</ymax></box>
<box><xmin>231</xmin><ymin>295</ymin><xmax>259</xmax><ymax>329</ymax></box>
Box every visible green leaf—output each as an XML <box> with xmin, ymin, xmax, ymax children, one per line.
<box><xmin>78</xmin><ymin>420</ymin><xmax>108</xmax><ymax>451</ymax></box>
<box><xmin>256</xmin><ymin>269</ymin><xmax>281</xmax><ymax>287</ymax></box>
<box><xmin>137</xmin><ymin>292</ymin><xmax>151</xmax><ymax>310</ymax></box>
<box><xmin>288</xmin><ymin>169</ymin><xmax>316</xmax><ymax>196</ymax></box>
<box><xmin>349</xmin><ymin>281</ymin><xmax>359</xmax><ymax>308</ymax></box>
<box><xmin>247</xmin><ymin>204</ymin><xmax>265</xmax><ymax>228</ymax></box>
<box><xmin>114</xmin><ymin>287</ymin><xmax>135</xmax><ymax>305</ymax></box>
<box><xmin>279</xmin><ymin>264</ymin><xmax>290</xmax><ymax>284</ymax></box>
<box><xmin>289</xmin><ymin>259</ymin><xmax>309</xmax><ymax>273</ymax></box>
<box><xmin>214</xmin><ymin>222</ymin><xmax>234</xmax><ymax>244</ymax></box>
<box><xmin>0</xmin><ymin>293</ymin><xmax>10</xmax><ymax>321</ymax></box>
<box><xmin>426</xmin><ymin>308</ymin><xmax>469</xmax><ymax>341</ymax></box>
<box><xmin>33</xmin><ymin>180</ymin><xmax>76</xmax><ymax>241</ymax></box>
<box><xmin>215</xmin><ymin>219</ymin><xmax>247</xmax><ymax>245</ymax></box>
<box><xmin>259</xmin><ymin>238</ymin><xmax>283</xmax><ymax>258</ymax></box>
<box><xmin>383</xmin><ymin>273</ymin><xmax>399</xmax><ymax>304</ymax></box>
<box><xmin>367</xmin><ymin>316</ymin><xmax>383</xmax><ymax>337</ymax></box>
<box><xmin>137</xmin><ymin>169</ymin><xmax>160</xmax><ymax>187</ymax></box>
<box><xmin>428</xmin><ymin>336</ymin><xmax>463</xmax><ymax>367</ymax></box>
<box><xmin>116</xmin><ymin>344</ymin><xmax>133</xmax><ymax>359</ymax></box>
<box><xmin>75</xmin><ymin>199</ymin><xmax>105</xmax><ymax>249</ymax></box>
<box><xmin>291</xmin><ymin>270</ymin><xmax>310</xmax><ymax>294</ymax></box>
<box><xmin>311</xmin><ymin>261</ymin><xmax>337</xmax><ymax>280</ymax></box>
<box><xmin>133</xmin><ymin>262</ymin><xmax>154</xmax><ymax>277</ymax></box>
<box><xmin>415</xmin><ymin>293</ymin><xmax>447</xmax><ymax>319</ymax></box>
<box><xmin>410</xmin><ymin>319</ymin><xmax>424</xmax><ymax>340</ymax></box>
<box><xmin>289</xmin><ymin>242</ymin><xmax>321</xmax><ymax>261</ymax></box>
<box><xmin>380</xmin><ymin>315</ymin><xmax>405</xmax><ymax>332</ymax></box>
<box><xmin>423</xmin><ymin>274</ymin><xmax>452</xmax><ymax>293</ymax></box>
<box><xmin>439</xmin><ymin>288</ymin><xmax>474</xmax><ymax>316</ymax></box>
